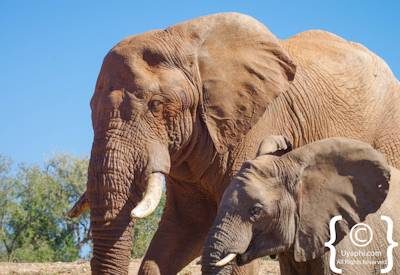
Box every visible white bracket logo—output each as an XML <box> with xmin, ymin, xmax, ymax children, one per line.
<box><xmin>324</xmin><ymin>215</ymin><xmax>398</xmax><ymax>274</ymax></box>
<box><xmin>325</xmin><ymin>215</ymin><xmax>343</xmax><ymax>274</ymax></box>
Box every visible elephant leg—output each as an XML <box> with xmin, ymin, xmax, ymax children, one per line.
<box><xmin>139</xmin><ymin>180</ymin><xmax>217</xmax><ymax>275</ymax></box>
<box><xmin>139</xmin><ymin>179</ymin><xmax>261</xmax><ymax>275</ymax></box>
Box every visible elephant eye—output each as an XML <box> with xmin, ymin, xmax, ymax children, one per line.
<box><xmin>249</xmin><ymin>204</ymin><xmax>263</xmax><ymax>222</ymax></box>
<box><xmin>149</xmin><ymin>99</ymin><xmax>164</xmax><ymax>114</ymax></box>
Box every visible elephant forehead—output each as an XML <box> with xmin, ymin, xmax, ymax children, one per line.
<box><xmin>101</xmin><ymin>35</ymin><xmax>190</xmax><ymax>87</ymax></box>
<box><xmin>100</xmin><ymin>52</ymin><xmax>184</xmax><ymax>94</ymax></box>
<box><xmin>112</xmin><ymin>30</ymin><xmax>165</xmax><ymax>55</ymax></box>
<box><xmin>233</xmin><ymin>169</ymin><xmax>282</xmax><ymax>203</ymax></box>
<box><xmin>110</xmin><ymin>29</ymin><xmax>189</xmax><ymax>66</ymax></box>
<box><xmin>240</xmin><ymin>156</ymin><xmax>277</xmax><ymax>179</ymax></box>
<box><xmin>244</xmin><ymin>174</ymin><xmax>282</xmax><ymax>197</ymax></box>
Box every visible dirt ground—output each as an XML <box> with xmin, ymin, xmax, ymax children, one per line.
<box><xmin>0</xmin><ymin>259</ymin><xmax>279</xmax><ymax>274</ymax></box>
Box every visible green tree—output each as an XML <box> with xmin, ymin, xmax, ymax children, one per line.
<box><xmin>0</xmin><ymin>153</ymin><xmax>165</xmax><ymax>262</ymax></box>
<box><xmin>0</xmin><ymin>154</ymin><xmax>89</xmax><ymax>262</ymax></box>
<box><xmin>0</xmin><ymin>155</ymin><xmax>13</xmax><ymax>261</ymax></box>
<box><xmin>46</xmin><ymin>154</ymin><xmax>91</xmax><ymax>258</ymax></box>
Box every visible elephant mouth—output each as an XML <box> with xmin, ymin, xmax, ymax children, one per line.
<box><xmin>236</xmin><ymin>244</ymin><xmax>279</xmax><ymax>266</ymax></box>
<box><xmin>213</xmin><ymin>233</ymin><xmax>278</xmax><ymax>267</ymax></box>
<box><xmin>213</xmin><ymin>250</ymin><xmax>252</xmax><ymax>267</ymax></box>
<box><xmin>236</xmin><ymin>249</ymin><xmax>254</xmax><ymax>266</ymax></box>
<box><xmin>212</xmin><ymin>232</ymin><xmax>257</xmax><ymax>267</ymax></box>
<box><xmin>213</xmin><ymin>241</ymin><xmax>255</xmax><ymax>267</ymax></box>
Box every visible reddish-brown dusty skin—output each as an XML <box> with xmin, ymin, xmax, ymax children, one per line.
<box><xmin>69</xmin><ymin>12</ymin><xmax>400</xmax><ymax>275</ymax></box>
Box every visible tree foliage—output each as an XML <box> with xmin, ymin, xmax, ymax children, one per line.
<box><xmin>0</xmin><ymin>154</ymin><xmax>164</xmax><ymax>262</ymax></box>
<box><xmin>0</xmin><ymin>154</ymin><xmax>90</xmax><ymax>262</ymax></box>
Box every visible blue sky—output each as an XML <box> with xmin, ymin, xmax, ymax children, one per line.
<box><xmin>1</xmin><ymin>1</ymin><xmax>399</xmax><ymax>165</ymax></box>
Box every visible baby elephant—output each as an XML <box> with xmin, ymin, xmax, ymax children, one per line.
<box><xmin>202</xmin><ymin>136</ymin><xmax>400</xmax><ymax>275</ymax></box>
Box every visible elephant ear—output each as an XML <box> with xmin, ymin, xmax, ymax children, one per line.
<box><xmin>288</xmin><ymin>138</ymin><xmax>390</xmax><ymax>262</ymax></box>
<box><xmin>178</xmin><ymin>13</ymin><xmax>296</xmax><ymax>153</ymax></box>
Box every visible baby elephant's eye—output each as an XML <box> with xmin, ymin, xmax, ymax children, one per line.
<box><xmin>249</xmin><ymin>204</ymin><xmax>263</xmax><ymax>222</ymax></box>
<box><xmin>149</xmin><ymin>99</ymin><xmax>164</xmax><ymax>114</ymax></box>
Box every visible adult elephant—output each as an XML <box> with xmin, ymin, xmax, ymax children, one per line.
<box><xmin>68</xmin><ymin>12</ymin><xmax>400</xmax><ymax>274</ymax></box>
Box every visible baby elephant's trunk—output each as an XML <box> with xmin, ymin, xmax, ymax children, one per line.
<box><xmin>201</xmin><ymin>213</ymin><xmax>252</xmax><ymax>274</ymax></box>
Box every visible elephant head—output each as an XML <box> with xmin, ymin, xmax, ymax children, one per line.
<box><xmin>202</xmin><ymin>137</ymin><xmax>390</xmax><ymax>274</ymax></box>
<box><xmin>68</xmin><ymin>13</ymin><xmax>296</xmax><ymax>274</ymax></box>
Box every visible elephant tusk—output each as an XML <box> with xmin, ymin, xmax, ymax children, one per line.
<box><xmin>214</xmin><ymin>253</ymin><xmax>237</xmax><ymax>267</ymax></box>
<box><xmin>131</xmin><ymin>172</ymin><xmax>164</xmax><ymax>218</ymax></box>
<box><xmin>67</xmin><ymin>191</ymin><xmax>89</xmax><ymax>218</ymax></box>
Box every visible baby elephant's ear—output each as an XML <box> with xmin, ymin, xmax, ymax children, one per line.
<box><xmin>290</xmin><ymin>138</ymin><xmax>390</xmax><ymax>262</ymax></box>
<box><xmin>257</xmin><ymin>135</ymin><xmax>292</xmax><ymax>156</ymax></box>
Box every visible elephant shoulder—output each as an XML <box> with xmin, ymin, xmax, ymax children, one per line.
<box><xmin>283</xmin><ymin>29</ymin><xmax>371</xmax><ymax>62</ymax></box>
<box><xmin>283</xmin><ymin>29</ymin><xmax>397</xmax><ymax>95</ymax></box>
<box><xmin>283</xmin><ymin>29</ymin><xmax>393</xmax><ymax>75</ymax></box>
<box><xmin>286</xmin><ymin>29</ymin><xmax>346</xmax><ymax>44</ymax></box>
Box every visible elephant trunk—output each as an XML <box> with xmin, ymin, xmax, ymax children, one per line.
<box><xmin>87</xmin><ymin>135</ymin><xmax>170</xmax><ymax>274</ymax></box>
<box><xmin>87</xmin><ymin>138</ymin><xmax>135</xmax><ymax>275</ymax></box>
<box><xmin>90</xmin><ymin>209</ymin><xmax>134</xmax><ymax>274</ymax></box>
<box><xmin>202</xmin><ymin>213</ymin><xmax>252</xmax><ymax>275</ymax></box>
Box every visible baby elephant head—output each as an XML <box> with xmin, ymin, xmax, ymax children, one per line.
<box><xmin>202</xmin><ymin>137</ymin><xmax>391</xmax><ymax>274</ymax></box>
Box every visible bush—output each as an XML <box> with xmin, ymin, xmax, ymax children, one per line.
<box><xmin>0</xmin><ymin>154</ymin><xmax>89</xmax><ymax>262</ymax></box>
<box><xmin>0</xmin><ymin>153</ymin><xmax>165</xmax><ymax>262</ymax></box>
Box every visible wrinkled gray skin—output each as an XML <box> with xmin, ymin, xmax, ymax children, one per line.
<box><xmin>69</xmin><ymin>12</ymin><xmax>400</xmax><ymax>274</ymax></box>
<box><xmin>202</xmin><ymin>136</ymin><xmax>400</xmax><ymax>274</ymax></box>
